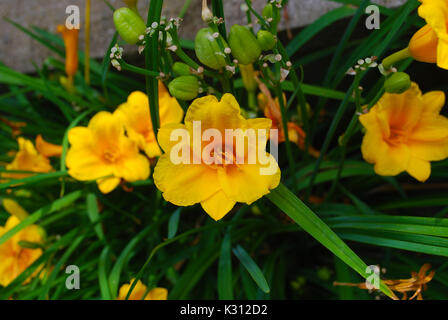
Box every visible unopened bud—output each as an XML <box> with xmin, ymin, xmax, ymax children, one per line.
<box><xmin>168</xmin><ymin>75</ymin><xmax>200</xmax><ymax>100</ymax></box>
<box><xmin>384</xmin><ymin>72</ymin><xmax>411</xmax><ymax>94</ymax></box>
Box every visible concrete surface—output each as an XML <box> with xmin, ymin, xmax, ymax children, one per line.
<box><xmin>0</xmin><ymin>0</ymin><xmax>406</xmax><ymax>72</ymax></box>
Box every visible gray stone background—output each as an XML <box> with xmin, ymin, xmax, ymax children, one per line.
<box><xmin>0</xmin><ymin>0</ymin><xmax>405</xmax><ymax>73</ymax></box>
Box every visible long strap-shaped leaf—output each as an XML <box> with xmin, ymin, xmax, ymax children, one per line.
<box><xmin>267</xmin><ymin>183</ymin><xmax>397</xmax><ymax>300</ymax></box>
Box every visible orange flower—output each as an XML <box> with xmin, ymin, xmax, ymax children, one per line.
<box><xmin>334</xmin><ymin>264</ymin><xmax>435</xmax><ymax>300</ymax></box>
<box><xmin>57</xmin><ymin>25</ymin><xmax>79</xmax><ymax>79</ymax></box>
<box><xmin>35</xmin><ymin>135</ymin><xmax>62</xmax><ymax>158</ymax></box>
<box><xmin>257</xmin><ymin>87</ymin><xmax>320</xmax><ymax>158</ymax></box>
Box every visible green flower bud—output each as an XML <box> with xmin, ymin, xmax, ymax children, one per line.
<box><xmin>168</xmin><ymin>76</ymin><xmax>200</xmax><ymax>101</ymax></box>
<box><xmin>262</xmin><ymin>3</ymin><xmax>273</xmax><ymax>20</ymax></box>
<box><xmin>228</xmin><ymin>25</ymin><xmax>261</xmax><ymax>65</ymax></box>
<box><xmin>173</xmin><ymin>62</ymin><xmax>192</xmax><ymax>76</ymax></box>
<box><xmin>384</xmin><ymin>72</ymin><xmax>411</xmax><ymax>94</ymax></box>
<box><xmin>113</xmin><ymin>7</ymin><xmax>146</xmax><ymax>45</ymax></box>
<box><xmin>194</xmin><ymin>28</ymin><xmax>228</xmax><ymax>70</ymax></box>
<box><xmin>257</xmin><ymin>30</ymin><xmax>276</xmax><ymax>51</ymax></box>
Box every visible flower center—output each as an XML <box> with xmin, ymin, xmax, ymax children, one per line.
<box><xmin>103</xmin><ymin>147</ymin><xmax>120</xmax><ymax>163</ymax></box>
<box><xmin>386</xmin><ymin>127</ymin><xmax>408</xmax><ymax>146</ymax></box>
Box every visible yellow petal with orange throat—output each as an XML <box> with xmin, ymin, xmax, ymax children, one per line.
<box><xmin>414</xmin><ymin>0</ymin><xmax>448</xmax><ymax>69</ymax></box>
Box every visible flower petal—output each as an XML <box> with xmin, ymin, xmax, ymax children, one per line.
<box><xmin>217</xmin><ymin>154</ymin><xmax>280</xmax><ymax>204</ymax></box>
<box><xmin>373</xmin><ymin>143</ymin><xmax>410</xmax><ymax>177</ymax></box>
<box><xmin>406</xmin><ymin>157</ymin><xmax>431</xmax><ymax>182</ymax></box>
<box><xmin>97</xmin><ymin>177</ymin><xmax>121</xmax><ymax>194</ymax></box>
<box><xmin>154</xmin><ymin>154</ymin><xmax>220</xmax><ymax>206</ymax></box>
<box><xmin>201</xmin><ymin>189</ymin><xmax>236</xmax><ymax>221</ymax></box>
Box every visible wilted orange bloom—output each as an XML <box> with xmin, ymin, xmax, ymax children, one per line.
<box><xmin>257</xmin><ymin>87</ymin><xmax>320</xmax><ymax>158</ymax></box>
<box><xmin>117</xmin><ymin>279</ymin><xmax>168</xmax><ymax>300</ymax></box>
<box><xmin>66</xmin><ymin>111</ymin><xmax>150</xmax><ymax>194</ymax></box>
<box><xmin>57</xmin><ymin>25</ymin><xmax>79</xmax><ymax>79</ymax></box>
<box><xmin>0</xmin><ymin>117</ymin><xmax>26</xmax><ymax>138</ymax></box>
<box><xmin>114</xmin><ymin>82</ymin><xmax>184</xmax><ymax>158</ymax></box>
<box><xmin>35</xmin><ymin>135</ymin><xmax>62</xmax><ymax>158</ymax></box>
<box><xmin>154</xmin><ymin>94</ymin><xmax>281</xmax><ymax>221</ymax></box>
<box><xmin>334</xmin><ymin>264</ymin><xmax>435</xmax><ymax>300</ymax></box>
<box><xmin>408</xmin><ymin>0</ymin><xmax>448</xmax><ymax>69</ymax></box>
<box><xmin>359</xmin><ymin>82</ymin><xmax>448</xmax><ymax>182</ymax></box>
<box><xmin>0</xmin><ymin>216</ymin><xmax>44</xmax><ymax>287</ymax></box>
<box><xmin>0</xmin><ymin>137</ymin><xmax>53</xmax><ymax>182</ymax></box>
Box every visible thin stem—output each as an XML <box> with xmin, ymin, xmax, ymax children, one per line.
<box><xmin>382</xmin><ymin>48</ymin><xmax>411</xmax><ymax>70</ymax></box>
<box><xmin>84</xmin><ymin>0</ymin><xmax>91</xmax><ymax>85</ymax></box>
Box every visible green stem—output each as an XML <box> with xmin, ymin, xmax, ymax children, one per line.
<box><xmin>120</xmin><ymin>61</ymin><xmax>160</xmax><ymax>77</ymax></box>
<box><xmin>381</xmin><ymin>48</ymin><xmax>411</xmax><ymax>70</ymax></box>
<box><xmin>145</xmin><ymin>0</ymin><xmax>164</xmax><ymax>135</ymax></box>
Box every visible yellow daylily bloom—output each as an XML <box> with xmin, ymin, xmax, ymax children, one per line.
<box><xmin>57</xmin><ymin>25</ymin><xmax>79</xmax><ymax>80</ymax></box>
<box><xmin>408</xmin><ymin>0</ymin><xmax>448</xmax><ymax>69</ymax></box>
<box><xmin>117</xmin><ymin>279</ymin><xmax>168</xmax><ymax>300</ymax></box>
<box><xmin>35</xmin><ymin>135</ymin><xmax>62</xmax><ymax>158</ymax></box>
<box><xmin>154</xmin><ymin>94</ymin><xmax>281</xmax><ymax>221</ymax></box>
<box><xmin>359</xmin><ymin>82</ymin><xmax>448</xmax><ymax>182</ymax></box>
<box><xmin>0</xmin><ymin>216</ymin><xmax>43</xmax><ymax>287</ymax></box>
<box><xmin>114</xmin><ymin>83</ymin><xmax>184</xmax><ymax>158</ymax></box>
<box><xmin>66</xmin><ymin>111</ymin><xmax>150</xmax><ymax>194</ymax></box>
<box><xmin>0</xmin><ymin>137</ymin><xmax>53</xmax><ymax>182</ymax></box>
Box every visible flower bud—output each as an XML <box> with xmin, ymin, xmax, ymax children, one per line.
<box><xmin>113</xmin><ymin>7</ymin><xmax>146</xmax><ymax>45</ymax></box>
<box><xmin>168</xmin><ymin>76</ymin><xmax>200</xmax><ymax>101</ymax></box>
<box><xmin>262</xmin><ymin>3</ymin><xmax>273</xmax><ymax>20</ymax></box>
<box><xmin>384</xmin><ymin>72</ymin><xmax>411</xmax><ymax>94</ymax></box>
<box><xmin>173</xmin><ymin>62</ymin><xmax>192</xmax><ymax>76</ymax></box>
<box><xmin>228</xmin><ymin>24</ymin><xmax>261</xmax><ymax>65</ymax></box>
<box><xmin>257</xmin><ymin>30</ymin><xmax>276</xmax><ymax>51</ymax></box>
<box><xmin>194</xmin><ymin>28</ymin><xmax>228</xmax><ymax>70</ymax></box>
<box><xmin>408</xmin><ymin>24</ymin><xmax>438</xmax><ymax>64</ymax></box>
<box><xmin>239</xmin><ymin>64</ymin><xmax>257</xmax><ymax>92</ymax></box>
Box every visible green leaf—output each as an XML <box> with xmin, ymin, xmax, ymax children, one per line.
<box><xmin>286</xmin><ymin>6</ymin><xmax>357</xmax><ymax>56</ymax></box>
<box><xmin>86</xmin><ymin>193</ymin><xmax>105</xmax><ymax>242</ymax></box>
<box><xmin>218</xmin><ymin>232</ymin><xmax>234</xmax><ymax>299</ymax></box>
<box><xmin>267</xmin><ymin>184</ymin><xmax>396</xmax><ymax>299</ymax></box>
<box><xmin>232</xmin><ymin>245</ymin><xmax>270</xmax><ymax>294</ymax></box>
<box><xmin>168</xmin><ymin>208</ymin><xmax>181</xmax><ymax>239</ymax></box>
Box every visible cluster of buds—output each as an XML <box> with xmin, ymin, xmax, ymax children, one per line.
<box><xmin>110</xmin><ymin>44</ymin><xmax>124</xmax><ymax>71</ymax></box>
<box><xmin>346</xmin><ymin>56</ymin><xmax>379</xmax><ymax>75</ymax></box>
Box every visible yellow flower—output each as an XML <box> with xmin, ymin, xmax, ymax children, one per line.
<box><xmin>117</xmin><ymin>279</ymin><xmax>168</xmax><ymax>300</ymax></box>
<box><xmin>359</xmin><ymin>82</ymin><xmax>448</xmax><ymax>182</ymax></box>
<box><xmin>0</xmin><ymin>216</ymin><xmax>43</xmax><ymax>287</ymax></box>
<box><xmin>154</xmin><ymin>94</ymin><xmax>281</xmax><ymax>221</ymax></box>
<box><xmin>66</xmin><ymin>111</ymin><xmax>150</xmax><ymax>194</ymax></box>
<box><xmin>1</xmin><ymin>137</ymin><xmax>53</xmax><ymax>182</ymax></box>
<box><xmin>57</xmin><ymin>25</ymin><xmax>79</xmax><ymax>79</ymax></box>
<box><xmin>114</xmin><ymin>83</ymin><xmax>184</xmax><ymax>158</ymax></box>
<box><xmin>408</xmin><ymin>0</ymin><xmax>448</xmax><ymax>69</ymax></box>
